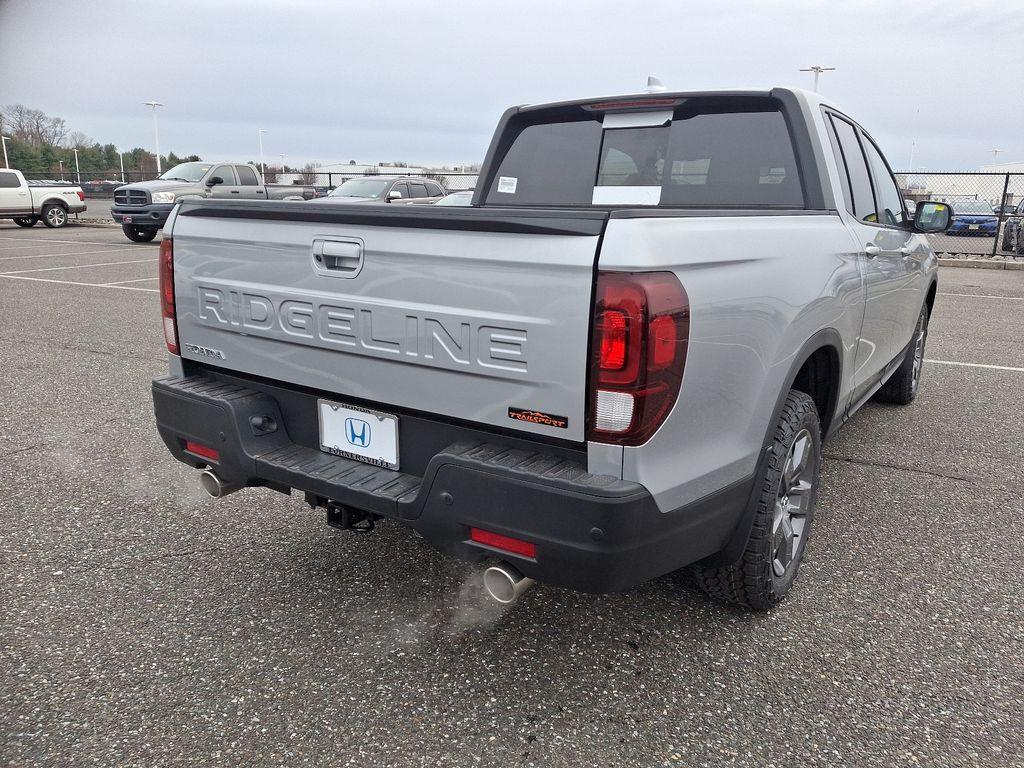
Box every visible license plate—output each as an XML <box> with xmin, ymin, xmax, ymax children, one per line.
<box><xmin>123</xmin><ymin>215</ymin><xmax>133</xmax><ymax>223</ymax></box>
<box><xmin>318</xmin><ymin>399</ymin><xmax>399</xmax><ymax>470</ymax></box>
<box><xmin>968</xmin><ymin>224</ymin><xmax>979</xmax><ymax>230</ymax></box>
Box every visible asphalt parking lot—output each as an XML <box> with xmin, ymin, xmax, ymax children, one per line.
<box><xmin>1</xmin><ymin>222</ymin><xmax>1022</xmax><ymax>767</ymax></box>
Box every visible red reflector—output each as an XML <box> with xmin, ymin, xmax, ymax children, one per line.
<box><xmin>599</xmin><ymin>310</ymin><xmax>628</xmax><ymax>370</ymax></box>
<box><xmin>76</xmin><ymin>190</ymin><xmax>85</xmax><ymax>201</ymax></box>
<box><xmin>184</xmin><ymin>440</ymin><xmax>219</xmax><ymax>461</ymax></box>
<box><xmin>470</xmin><ymin>528</ymin><xmax>536</xmax><ymax>558</ymax></box>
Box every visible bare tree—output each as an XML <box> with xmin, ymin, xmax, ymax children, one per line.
<box><xmin>1</xmin><ymin>104</ymin><xmax>68</xmax><ymax>147</ymax></box>
<box><xmin>65</xmin><ymin>130</ymin><xmax>93</xmax><ymax>149</ymax></box>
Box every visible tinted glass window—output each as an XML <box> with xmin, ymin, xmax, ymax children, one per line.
<box><xmin>0</xmin><ymin>171</ymin><xmax>19</xmax><ymax>188</ymax></box>
<box><xmin>659</xmin><ymin>109</ymin><xmax>802</xmax><ymax>206</ymax></box>
<box><xmin>408</xmin><ymin>182</ymin><xmax>429</xmax><ymax>198</ymax></box>
<box><xmin>393</xmin><ymin>182</ymin><xmax>410</xmax><ymax>198</ymax></box>
<box><xmin>236</xmin><ymin>165</ymin><xmax>259</xmax><ymax>185</ymax></box>
<box><xmin>485</xmin><ymin>101</ymin><xmax>802</xmax><ymax>207</ymax></box>
<box><xmin>830</xmin><ymin>115</ymin><xmax>876</xmax><ymax>223</ymax></box>
<box><xmin>861</xmin><ymin>137</ymin><xmax>906</xmax><ymax>226</ymax></box>
<box><xmin>426</xmin><ymin>182</ymin><xmax>444</xmax><ymax>196</ymax></box>
<box><xmin>486</xmin><ymin>117</ymin><xmax>604</xmax><ymax>205</ymax></box>
<box><xmin>211</xmin><ymin>166</ymin><xmax>236</xmax><ymax>185</ymax></box>
<box><xmin>824</xmin><ymin>116</ymin><xmax>854</xmax><ymax>213</ymax></box>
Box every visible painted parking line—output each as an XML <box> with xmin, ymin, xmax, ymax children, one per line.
<box><xmin>0</xmin><ymin>236</ymin><xmax>139</xmax><ymax>248</ymax></box>
<box><xmin>0</xmin><ymin>274</ymin><xmax>158</xmax><ymax>293</ymax></box>
<box><xmin>103</xmin><ymin>277</ymin><xmax>158</xmax><ymax>285</ymax></box>
<box><xmin>0</xmin><ymin>258</ymin><xmax>155</xmax><ymax>275</ymax></box>
<box><xmin>926</xmin><ymin>359</ymin><xmax>1024</xmax><ymax>373</ymax></box>
<box><xmin>938</xmin><ymin>292</ymin><xmax>1024</xmax><ymax>302</ymax></box>
<box><xmin>0</xmin><ymin>247</ymin><xmax>150</xmax><ymax>262</ymax></box>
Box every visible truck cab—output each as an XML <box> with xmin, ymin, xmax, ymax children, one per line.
<box><xmin>112</xmin><ymin>161</ymin><xmax>313</xmax><ymax>242</ymax></box>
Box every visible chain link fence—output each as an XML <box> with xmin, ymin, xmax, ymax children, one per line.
<box><xmin>15</xmin><ymin>167</ymin><xmax>1023</xmax><ymax>258</ymax></box>
<box><xmin>896</xmin><ymin>171</ymin><xmax>1024</xmax><ymax>258</ymax></box>
<box><xmin>17</xmin><ymin>169</ymin><xmax>481</xmax><ymax>199</ymax></box>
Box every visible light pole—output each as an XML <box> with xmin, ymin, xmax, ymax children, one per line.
<box><xmin>258</xmin><ymin>129</ymin><xmax>267</xmax><ymax>175</ymax></box>
<box><xmin>990</xmin><ymin>148</ymin><xmax>1002</xmax><ymax>165</ymax></box>
<box><xmin>1</xmin><ymin>135</ymin><xmax>10</xmax><ymax>168</ymax></box>
<box><xmin>58</xmin><ymin>159</ymin><xmax>65</xmax><ymax>181</ymax></box>
<box><xmin>143</xmin><ymin>101</ymin><xmax>165</xmax><ymax>174</ymax></box>
<box><xmin>73</xmin><ymin>148</ymin><xmax>81</xmax><ymax>184</ymax></box>
<box><xmin>800</xmin><ymin>65</ymin><xmax>835</xmax><ymax>92</ymax></box>
<box><xmin>119</xmin><ymin>151</ymin><xmax>126</xmax><ymax>183</ymax></box>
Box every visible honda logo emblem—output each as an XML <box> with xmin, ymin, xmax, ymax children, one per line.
<box><xmin>345</xmin><ymin>418</ymin><xmax>371</xmax><ymax>448</ymax></box>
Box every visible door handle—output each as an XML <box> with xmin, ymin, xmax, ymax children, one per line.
<box><xmin>230</xmin><ymin>190</ymin><xmax>240</xmax><ymax>194</ymax></box>
<box><xmin>864</xmin><ymin>244</ymin><xmax>881</xmax><ymax>258</ymax></box>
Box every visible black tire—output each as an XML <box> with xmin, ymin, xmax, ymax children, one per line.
<box><xmin>874</xmin><ymin>303</ymin><xmax>929</xmax><ymax>405</ymax></box>
<box><xmin>1002</xmin><ymin>223</ymin><xmax>1015</xmax><ymax>253</ymax></box>
<box><xmin>122</xmin><ymin>224</ymin><xmax>158</xmax><ymax>243</ymax></box>
<box><xmin>692</xmin><ymin>390</ymin><xmax>821</xmax><ymax>610</ymax></box>
<box><xmin>41</xmin><ymin>203</ymin><xmax>68</xmax><ymax>228</ymax></box>
<box><xmin>13</xmin><ymin>216</ymin><xmax>38</xmax><ymax>227</ymax></box>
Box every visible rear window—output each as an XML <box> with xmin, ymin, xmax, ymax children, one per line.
<box><xmin>485</xmin><ymin>99</ymin><xmax>804</xmax><ymax>208</ymax></box>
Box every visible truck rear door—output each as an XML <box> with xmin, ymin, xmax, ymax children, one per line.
<box><xmin>168</xmin><ymin>202</ymin><xmax>606</xmax><ymax>443</ymax></box>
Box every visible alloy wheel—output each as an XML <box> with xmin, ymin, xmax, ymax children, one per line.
<box><xmin>911</xmin><ymin>314</ymin><xmax>926</xmax><ymax>393</ymax></box>
<box><xmin>46</xmin><ymin>207</ymin><xmax>66</xmax><ymax>226</ymax></box>
<box><xmin>772</xmin><ymin>429</ymin><xmax>815</xmax><ymax>578</ymax></box>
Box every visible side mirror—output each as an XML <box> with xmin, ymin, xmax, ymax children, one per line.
<box><xmin>207</xmin><ymin>176</ymin><xmax>224</xmax><ymax>187</ymax></box>
<box><xmin>913</xmin><ymin>201</ymin><xmax>952</xmax><ymax>233</ymax></box>
<box><xmin>387</xmin><ymin>189</ymin><xmax>402</xmax><ymax>201</ymax></box>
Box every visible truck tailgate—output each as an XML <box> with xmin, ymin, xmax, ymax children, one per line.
<box><xmin>168</xmin><ymin>200</ymin><xmax>607</xmax><ymax>443</ymax></box>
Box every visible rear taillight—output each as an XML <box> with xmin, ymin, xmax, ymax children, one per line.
<box><xmin>587</xmin><ymin>271</ymin><xmax>689</xmax><ymax>446</ymax></box>
<box><xmin>158</xmin><ymin>238</ymin><xmax>179</xmax><ymax>355</ymax></box>
<box><xmin>76</xmin><ymin>190</ymin><xmax>85</xmax><ymax>202</ymax></box>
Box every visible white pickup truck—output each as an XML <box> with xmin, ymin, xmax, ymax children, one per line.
<box><xmin>0</xmin><ymin>169</ymin><xmax>86</xmax><ymax>228</ymax></box>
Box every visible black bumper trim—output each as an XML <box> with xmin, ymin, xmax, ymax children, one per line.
<box><xmin>152</xmin><ymin>374</ymin><xmax>751</xmax><ymax>593</ymax></box>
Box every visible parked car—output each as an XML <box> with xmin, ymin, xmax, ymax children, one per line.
<box><xmin>0</xmin><ymin>168</ymin><xmax>86</xmax><ymax>228</ymax></box>
<box><xmin>314</xmin><ymin>176</ymin><xmax>446</xmax><ymax>205</ymax></box>
<box><xmin>1001</xmin><ymin>199</ymin><xmax>1024</xmax><ymax>254</ymax></box>
<box><xmin>946</xmin><ymin>200</ymin><xmax>999</xmax><ymax>235</ymax></box>
<box><xmin>150</xmin><ymin>87</ymin><xmax>949</xmax><ymax>611</ymax></box>
<box><xmin>433</xmin><ymin>190</ymin><xmax>474</xmax><ymax>206</ymax></box>
<box><xmin>111</xmin><ymin>161</ymin><xmax>319</xmax><ymax>242</ymax></box>
<box><xmin>82</xmin><ymin>179</ymin><xmax>126</xmax><ymax>196</ymax></box>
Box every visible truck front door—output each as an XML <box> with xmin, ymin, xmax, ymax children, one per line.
<box><xmin>208</xmin><ymin>165</ymin><xmax>242</xmax><ymax>199</ymax></box>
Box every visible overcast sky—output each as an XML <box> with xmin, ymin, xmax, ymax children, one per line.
<box><xmin>1</xmin><ymin>0</ymin><xmax>1021</xmax><ymax>171</ymax></box>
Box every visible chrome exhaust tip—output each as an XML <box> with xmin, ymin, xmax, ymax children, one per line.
<box><xmin>482</xmin><ymin>563</ymin><xmax>535</xmax><ymax>604</ymax></box>
<box><xmin>199</xmin><ymin>469</ymin><xmax>242</xmax><ymax>498</ymax></box>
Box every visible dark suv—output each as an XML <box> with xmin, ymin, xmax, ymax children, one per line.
<box><xmin>313</xmin><ymin>176</ymin><xmax>446</xmax><ymax>205</ymax></box>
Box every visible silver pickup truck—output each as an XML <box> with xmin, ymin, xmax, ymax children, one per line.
<box><xmin>151</xmin><ymin>88</ymin><xmax>952</xmax><ymax>610</ymax></box>
<box><xmin>112</xmin><ymin>161</ymin><xmax>317</xmax><ymax>242</ymax></box>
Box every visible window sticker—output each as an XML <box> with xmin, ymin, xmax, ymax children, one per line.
<box><xmin>497</xmin><ymin>176</ymin><xmax>518</xmax><ymax>194</ymax></box>
<box><xmin>592</xmin><ymin>186</ymin><xmax>662</xmax><ymax>205</ymax></box>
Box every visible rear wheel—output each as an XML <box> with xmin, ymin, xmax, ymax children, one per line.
<box><xmin>41</xmin><ymin>203</ymin><xmax>68</xmax><ymax>228</ymax></box>
<box><xmin>13</xmin><ymin>216</ymin><xmax>38</xmax><ymax>227</ymax></box>
<box><xmin>692</xmin><ymin>390</ymin><xmax>821</xmax><ymax>610</ymax></box>
<box><xmin>874</xmin><ymin>303</ymin><xmax>929</xmax><ymax>405</ymax></box>
<box><xmin>122</xmin><ymin>224</ymin><xmax>158</xmax><ymax>243</ymax></box>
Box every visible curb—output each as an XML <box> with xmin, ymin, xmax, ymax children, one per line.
<box><xmin>938</xmin><ymin>257</ymin><xmax>1023</xmax><ymax>271</ymax></box>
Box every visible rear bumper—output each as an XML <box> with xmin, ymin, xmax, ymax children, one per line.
<box><xmin>152</xmin><ymin>372</ymin><xmax>749</xmax><ymax>593</ymax></box>
<box><xmin>948</xmin><ymin>220</ymin><xmax>998</xmax><ymax>234</ymax></box>
<box><xmin>111</xmin><ymin>203</ymin><xmax>173</xmax><ymax>227</ymax></box>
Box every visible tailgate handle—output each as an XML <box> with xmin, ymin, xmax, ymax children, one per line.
<box><xmin>312</xmin><ymin>238</ymin><xmax>363</xmax><ymax>278</ymax></box>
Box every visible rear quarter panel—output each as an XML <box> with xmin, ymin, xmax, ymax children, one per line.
<box><xmin>597</xmin><ymin>213</ymin><xmax>863</xmax><ymax>511</ymax></box>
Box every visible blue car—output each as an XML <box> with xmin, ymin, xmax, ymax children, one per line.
<box><xmin>946</xmin><ymin>200</ymin><xmax>999</xmax><ymax>235</ymax></box>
